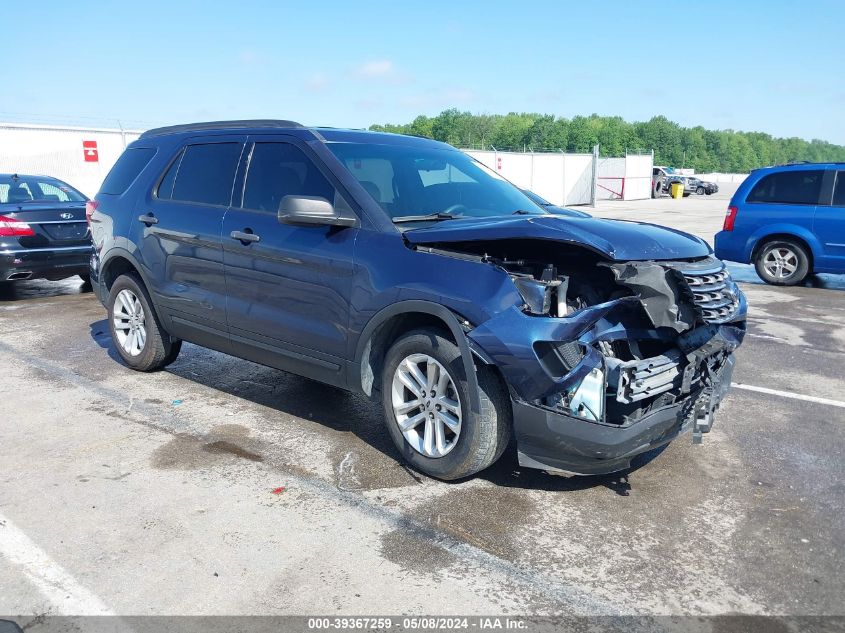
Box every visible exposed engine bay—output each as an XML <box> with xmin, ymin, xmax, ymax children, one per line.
<box><xmin>414</xmin><ymin>237</ymin><xmax>745</xmax><ymax>453</ymax></box>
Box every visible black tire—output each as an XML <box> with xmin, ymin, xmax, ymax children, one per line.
<box><xmin>696</xmin><ymin>186</ymin><xmax>705</xmax><ymax>195</ymax></box>
<box><xmin>652</xmin><ymin>177</ymin><xmax>664</xmax><ymax>198</ymax></box>
<box><xmin>161</xmin><ymin>339</ymin><xmax>183</xmax><ymax>367</ymax></box>
<box><xmin>107</xmin><ymin>273</ymin><xmax>178</xmax><ymax>371</ymax></box>
<box><xmin>381</xmin><ymin>328</ymin><xmax>511</xmax><ymax>480</ymax></box>
<box><xmin>78</xmin><ymin>274</ymin><xmax>93</xmax><ymax>292</ymax></box>
<box><xmin>754</xmin><ymin>239</ymin><xmax>810</xmax><ymax>286</ymax></box>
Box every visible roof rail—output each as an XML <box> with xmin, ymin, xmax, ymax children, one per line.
<box><xmin>777</xmin><ymin>160</ymin><xmax>845</xmax><ymax>166</ymax></box>
<box><xmin>139</xmin><ymin>119</ymin><xmax>304</xmax><ymax>139</ymax></box>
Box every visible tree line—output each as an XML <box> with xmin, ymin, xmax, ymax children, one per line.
<box><xmin>369</xmin><ymin>110</ymin><xmax>845</xmax><ymax>173</ymax></box>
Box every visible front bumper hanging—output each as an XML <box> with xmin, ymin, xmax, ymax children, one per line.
<box><xmin>468</xmin><ymin>294</ymin><xmax>746</xmax><ymax>476</ymax></box>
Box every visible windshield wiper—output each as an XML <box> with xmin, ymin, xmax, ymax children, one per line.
<box><xmin>392</xmin><ymin>212</ymin><xmax>460</xmax><ymax>224</ymax></box>
<box><xmin>512</xmin><ymin>209</ymin><xmax>539</xmax><ymax>215</ymax></box>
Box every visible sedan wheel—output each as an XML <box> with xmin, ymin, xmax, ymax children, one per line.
<box><xmin>112</xmin><ymin>288</ymin><xmax>147</xmax><ymax>356</ymax></box>
<box><xmin>391</xmin><ymin>353</ymin><xmax>462</xmax><ymax>458</ymax></box>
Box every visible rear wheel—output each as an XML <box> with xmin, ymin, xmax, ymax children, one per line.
<box><xmin>754</xmin><ymin>239</ymin><xmax>810</xmax><ymax>286</ymax></box>
<box><xmin>381</xmin><ymin>328</ymin><xmax>511</xmax><ymax>480</ymax></box>
<box><xmin>107</xmin><ymin>273</ymin><xmax>181</xmax><ymax>370</ymax></box>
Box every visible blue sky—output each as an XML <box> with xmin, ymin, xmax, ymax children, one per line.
<box><xmin>4</xmin><ymin>0</ymin><xmax>844</xmax><ymax>143</ymax></box>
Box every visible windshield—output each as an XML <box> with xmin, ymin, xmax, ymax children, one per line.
<box><xmin>327</xmin><ymin>142</ymin><xmax>543</xmax><ymax>220</ymax></box>
<box><xmin>0</xmin><ymin>175</ymin><xmax>87</xmax><ymax>204</ymax></box>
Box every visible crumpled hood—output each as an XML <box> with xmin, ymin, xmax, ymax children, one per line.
<box><xmin>403</xmin><ymin>214</ymin><xmax>711</xmax><ymax>261</ymax></box>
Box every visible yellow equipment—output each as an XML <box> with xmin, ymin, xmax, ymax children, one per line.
<box><xmin>671</xmin><ymin>182</ymin><xmax>684</xmax><ymax>199</ymax></box>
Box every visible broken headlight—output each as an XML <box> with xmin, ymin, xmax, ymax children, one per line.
<box><xmin>510</xmin><ymin>266</ymin><xmax>569</xmax><ymax>316</ymax></box>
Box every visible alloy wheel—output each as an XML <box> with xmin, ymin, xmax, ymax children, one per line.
<box><xmin>113</xmin><ymin>288</ymin><xmax>147</xmax><ymax>356</ymax></box>
<box><xmin>391</xmin><ymin>353</ymin><xmax>462</xmax><ymax>458</ymax></box>
<box><xmin>763</xmin><ymin>246</ymin><xmax>798</xmax><ymax>280</ymax></box>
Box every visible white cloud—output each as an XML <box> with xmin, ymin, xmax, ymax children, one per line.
<box><xmin>305</xmin><ymin>72</ymin><xmax>330</xmax><ymax>92</ymax></box>
<box><xmin>355</xmin><ymin>60</ymin><xmax>395</xmax><ymax>78</ymax></box>
<box><xmin>237</xmin><ymin>49</ymin><xmax>266</xmax><ymax>67</ymax></box>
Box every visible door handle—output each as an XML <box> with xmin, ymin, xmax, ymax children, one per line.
<box><xmin>138</xmin><ymin>213</ymin><xmax>158</xmax><ymax>225</ymax></box>
<box><xmin>230</xmin><ymin>229</ymin><xmax>260</xmax><ymax>244</ymax></box>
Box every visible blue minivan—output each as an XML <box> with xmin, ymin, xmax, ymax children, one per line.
<box><xmin>715</xmin><ymin>163</ymin><xmax>845</xmax><ymax>285</ymax></box>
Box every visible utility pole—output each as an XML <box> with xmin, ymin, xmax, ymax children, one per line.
<box><xmin>117</xmin><ymin>119</ymin><xmax>127</xmax><ymax>149</ymax></box>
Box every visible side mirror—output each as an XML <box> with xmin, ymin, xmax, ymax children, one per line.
<box><xmin>278</xmin><ymin>195</ymin><xmax>358</xmax><ymax>228</ymax></box>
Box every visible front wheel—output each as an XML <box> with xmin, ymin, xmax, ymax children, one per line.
<box><xmin>754</xmin><ymin>239</ymin><xmax>810</xmax><ymax>286</ymax></box>
<box><xmin>107</xmin><ymin>273</ymin><xmax>181</xmax><ymax>371</ymax></box>
<box><xmin>696</xmin><ymin>186</ymin><xmax>705</xmax><ymax>195</ymax></box>
<box><xmin>381</xmin><ymin>328</ymin><xmax>511</xmax><ymax>480</ymax></box>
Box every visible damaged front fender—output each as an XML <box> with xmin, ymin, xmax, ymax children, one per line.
<box><xmin>468</xmin><ymin>296</ymin><xmax>649</xmax><ymax>402</ymax></box>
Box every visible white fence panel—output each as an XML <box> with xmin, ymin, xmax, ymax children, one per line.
<box><xmin>563</xmin><ymin>154</ymin><xmax>594</xmax><ymax>205</ymax></box>
<box><xmin>596</xmin><ymin>157</ymin><xmax>625</xmax><ymax>200</ymax></box>
<box><xmin>531</xmin><ymin>154</ymin><xmax>565</xmax><ymax>206</ymax></box>
<box><xmin>465</xmin><ymin>148</ymin><xmax>650</xmax><ymax>206</ymax></box>
<box><xmin>0</xmin><ymin>123</ymin><xmax>141</xmax><ymax>197</ymax></box>
<box><xmin>695</xmin><ymin>172</ymin><xmax>749</xmax><ymax>184</ymax></box>
<box><xmin>624</xmin><ymin>154</ymin><xmax>654</xmax><ymax>200</ymax></box>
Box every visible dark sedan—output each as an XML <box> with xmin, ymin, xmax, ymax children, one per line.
<box><xmin>695</xmin><ymin>180</ymin><xmax>719</xmax><ymax>195</ymax></box>
<box><xmin>0</xmin><ymin>174</ymin><xmax>92</xmax><ymax>285</ymax></box>
<box><xmin>521</xmin><ymin>189</ymin><xmax>591</xmax><ymax>217</ymax></box>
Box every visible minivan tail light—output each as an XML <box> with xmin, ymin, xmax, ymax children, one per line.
<box><xmin>723</xmin><ymin>206</ymin><xmax>738</xmax><ymax>231</ymax></box>
<box><xmin>85</xmin><ymin>199</ymin><xmax>99</xmax><ymax>224</ymax></box>
<box><xmin>0</xmin><ymin>214</ymin><xmax>35</xmax><ymax>237</ymax></box>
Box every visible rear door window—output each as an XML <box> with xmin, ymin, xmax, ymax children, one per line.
<box><xmin>100</xmin><ymin>147</ymin><xmax>157</xmax><ymax>195</ymax></box>
<box><xmin>241</xmin><ymin>142</ymin><xmax>335</xmax><ymax>212</ymax></box>
<box><xmin>747</xmin><ymin>170</ymin><xmax>824</xmax><ymax>205</ymax></box>
<box><xmin>832</xmin><ymin>171</ymin><xmax>845</xmax><ymax>207</ymax></box>
<box><xmin>170</xmin><ymin>142</ymin><xmax>243</xmax><ymax>206</ymax></box>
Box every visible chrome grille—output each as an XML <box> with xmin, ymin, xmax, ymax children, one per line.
<box><xmin>682</xmin><ymin>267</ymin><xmax>739</xmax><ymax>323</ymax></box>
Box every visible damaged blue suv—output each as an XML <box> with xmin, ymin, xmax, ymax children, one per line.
<box><xmin>89</xmin><ymin>120</ymin><xmax>746</xmax><ymax>480</ymax></box>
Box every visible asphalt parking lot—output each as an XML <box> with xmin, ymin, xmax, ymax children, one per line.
<box><xmin>1</xmin><ymin>196</ymin><xmax>843</xmax><ymax>619</ymax></box>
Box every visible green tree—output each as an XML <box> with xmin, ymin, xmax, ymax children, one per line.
<box><xmin>368</xmin><ymin>110</ymin><xmax>845</xmax><ymax>172</ymax></box>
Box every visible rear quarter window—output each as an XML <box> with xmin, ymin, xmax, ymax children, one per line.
<box><xmin>99</xmin><ymin>147</ymin><xmax>157</xmax><ymax>195</ymax></box>
<box><xmin>746</xmin><ymin>170</ymin><xmax>823</xmax><ymax>205</ymax></box>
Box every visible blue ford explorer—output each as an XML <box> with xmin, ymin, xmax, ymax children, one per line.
<box><xmin>89</xmin><ymin>120</ymin><xmax>746</xmax><ymax>480</ymax></box>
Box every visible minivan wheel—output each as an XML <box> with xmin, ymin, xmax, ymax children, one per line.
<box><xmin>754</xmin><ymin>239</ymin><xmax>810</xmax><ymax>286</ymax></box>
<box><xmin>107</xmin><ymin>273</ymin><xmax>181</xmax><ymax>371</ymax></box>
<box><xmin>381</xmin><ymin>328</ymin><xmax>511</xmax><ymax>480</ymax></box>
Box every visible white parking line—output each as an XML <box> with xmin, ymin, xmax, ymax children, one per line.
<box><xmin>0</xmin><ymin>512</ymin><xmax>114</xmax><ymax>615</ymax></box>
<box><xmin>734</xmin><ymin>383</ymin><xmax>845</xmax><ymax>409</ymax></box>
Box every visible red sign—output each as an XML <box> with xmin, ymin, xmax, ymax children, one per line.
<box><xmin>83</xmin><ymin>140</ymin><xmax>99</xmax><ymax>162</ymax></box>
